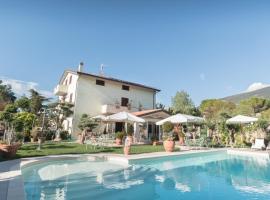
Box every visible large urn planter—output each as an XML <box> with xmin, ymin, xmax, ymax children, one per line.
<box><xmin>0</xmin><ymin>143</ymin><xmax>21</xmax><ymax>158</ymax></box>
<box><xmin>163</xmin><ymin>140</ymin><xmax>175</xmax><ymax>152</ymax></box>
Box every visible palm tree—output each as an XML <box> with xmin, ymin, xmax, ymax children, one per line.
<box><xmin>29</xmin><ymin>89</ymin><xmax>49</xmax><ymax>115</ymax></box>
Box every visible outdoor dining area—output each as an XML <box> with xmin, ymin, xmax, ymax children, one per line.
<box><xmin>80</xmin><ymin>110</ymin><xmax>270</xmax><ymax>153</ymax></box>
<box><xmin>82</xmin><ymin>111</ymin><xmax>205</xmax><ymax>150</ymax></box>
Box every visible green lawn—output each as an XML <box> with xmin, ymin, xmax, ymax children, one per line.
<box><xmin>11</xmin><ymin>142</ymin><xmax>166</xmax><ymax>159</ymax></box>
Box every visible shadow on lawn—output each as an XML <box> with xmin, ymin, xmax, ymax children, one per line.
<box><xmin>43</xmin><ymin>144</ymin><xmax>76</xmax><ymax>149</ymax></box>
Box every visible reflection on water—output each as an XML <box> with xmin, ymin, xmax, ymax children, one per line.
<box><xmin>23</xmin><ymin>153</ymin><xmax>270</xmax><ymax>200</ymax></box>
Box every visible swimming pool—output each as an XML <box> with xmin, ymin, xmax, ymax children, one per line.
<box><xmin>22</xmin><ymin>151</ymin><xmax>270</xmax><ymax>200</ymax></box>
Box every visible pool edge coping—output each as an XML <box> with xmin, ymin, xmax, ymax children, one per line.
<box><xmin>1</xmin><ymin>148</ymin><xmax>270</xmax><ymax>200</ymax></box>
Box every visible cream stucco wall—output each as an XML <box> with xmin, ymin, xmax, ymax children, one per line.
<box><xmin>71</xmin><ymin>74</ymin><xmax>156</xmax><ymax>135</ymax></box>
<box><xmin>58</xmin><ymin>72</ymin><xmax>78</xmax><ymax>134</ymax></box>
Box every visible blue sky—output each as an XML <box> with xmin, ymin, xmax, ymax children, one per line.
<box><xmin>1</xmin><ymin>0</ymin><xmax>270</xmax><ymax>106</ymax></box>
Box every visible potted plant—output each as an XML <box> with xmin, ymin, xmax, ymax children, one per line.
<box><xmin>151</xmin><ymin>135</ymin><xmax>159</xmax><ymax>146</ymax></box>
<box><xmin>0</xmin><ymin>129</ymin><xmax>21</xmax><ymax>158</ymax></box>
<box><xmin>162</xmin><ymin>122</ymin><xmax>175</xmax><ymax>152</ymax></box>
<box><xmin>0</xmin><ymin>104</ymin><xmax>21</xmax><ymax>158</ymax></box>
<box><xmin>0</xmin><ymin>140</ymin><xmax>21</xmax><ymax>158</ymax></box>
<box><xmin>115</xmin><ymin>131</ymin><xmax>125</xmax><ymax>145</ymax></box>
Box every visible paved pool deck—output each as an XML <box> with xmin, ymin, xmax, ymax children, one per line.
<box><xmin>0</xmin><ymin>148</ymin><xmax>269</xmax><ymax>200</ymax></box>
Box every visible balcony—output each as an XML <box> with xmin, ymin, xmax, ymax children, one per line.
<box><xmin>101</xmin><ymin>104</ymin><xmax>137</xmax><ymax>114</ymax></box>
<box><xmin>54</xmin><ymin>84</ymin><xmax>68</xmax><ymax>96</ymax></box>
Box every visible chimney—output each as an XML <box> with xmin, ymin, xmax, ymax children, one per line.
<box><xmin>78</xmin><ymin>62</ymin><xmax>84</xmax><ymax>72</ymax></box>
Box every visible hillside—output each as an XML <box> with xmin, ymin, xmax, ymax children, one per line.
<box><xmin>222</xmin><ymin>86</ymin><xmax>270</xmax><ymax>103</ymax></box>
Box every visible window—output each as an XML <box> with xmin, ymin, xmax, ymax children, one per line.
<box><xmin>122</xmin><ymin>85</ymin><xmax>130</xmax><ymax>91</ymax></box>
<box><xmin>121</xmin><ymin>97</ymin><xmax>129</xmax><ymax>107</ymax></box>
<box><xmin>69</xmin><ymin>76</ymin><xmax>72</xmax><ymax>84</ymax></box>
<box><xmin>96</xmin><ymin>79</ymin><xmax>105</xmax><ymax>86</ymax></box>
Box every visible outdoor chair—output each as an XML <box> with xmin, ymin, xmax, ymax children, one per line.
<box><xmin>85</xmin><ymin>136</ymin><xmax>100</xmax><ymax>150</ymax></box>
<box><xmin>251</xmin><ymin>138</ymin><xmax>266</xmax><ymax>150</ymax></box>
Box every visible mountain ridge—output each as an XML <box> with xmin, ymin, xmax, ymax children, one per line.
<box><xmin>222</xmin><ymin>86</ymin><xmax>270</xmax><ymax>103</ymax></box>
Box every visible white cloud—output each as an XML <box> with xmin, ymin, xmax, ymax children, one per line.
<box><xmin>199</xmin><ymin>73</ymin><xmax>205</xmax><ymax>81</ymax></box>
<box><xmin>0</xmin><ymin>76</ymin><xmax>54</xmax><ymax>98</ymax></box>
<box><xmin>246</xmin><ymin>82</ymin><xmax>270</xmax><ymax>92</ymax></box>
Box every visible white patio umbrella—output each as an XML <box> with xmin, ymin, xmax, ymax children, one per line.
<box><xmin>156</xmin><ymin>114</ymin><xmax>204</xmax><ymax>125</ymax></box>
<box><xmin>226</xmin><ymin>115</ymin><xmax>258</xmax><ymax>125</ymax></box>
<box><xmin>106</xmin><ymin>111</ymin><xmax>145</xmax><ymax>123</ymax></box>
<box><xmin>106</xmin><ymin>112</ymin><xmax>145</xmax><ymax>140</ymax></box>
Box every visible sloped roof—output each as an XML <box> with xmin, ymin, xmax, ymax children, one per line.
<box><xmin>132</xmin><ymin>109</ymin><xmax>170</xmax><ymax>117</ymax></box>
<box><xmin>77</xmin><ymin>71</ymin><xmax>160</xmax><ymax>92</ymax></box>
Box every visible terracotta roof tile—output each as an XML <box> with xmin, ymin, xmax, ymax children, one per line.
<box><xmin>132</xmin><ymin>109</ymin><xmax>164</xmax><ymax>116</ymax></box>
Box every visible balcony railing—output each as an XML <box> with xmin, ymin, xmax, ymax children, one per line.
<box><xmin>101</xmin><ymin>104</ymin><xmax>137</xmax><ymax>114</ymax></box>
<box><xmin>54</xmin><ymin>84</ymin><xmax>68</xmax><ymax>96</ymax></box>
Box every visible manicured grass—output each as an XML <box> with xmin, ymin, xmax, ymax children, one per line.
<box><xmin>11</xmin><ymin>142</ymin><xmax>166</xmax><ymax>159</ymax></box>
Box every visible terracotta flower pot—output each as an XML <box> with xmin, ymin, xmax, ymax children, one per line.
<box><xmin>115</xmin><ymin>138</ymin><xmax>122</xmax><ymax>145</ymax></box>
<box><xmin>0</xmin><ymin>143</ymin><xmax>21</xmax><ymax>158</ymax></box>
<box><xmin>163</xmin><ymin>140</ymin><xmax>175</xmax><ymax>152</ymax></box>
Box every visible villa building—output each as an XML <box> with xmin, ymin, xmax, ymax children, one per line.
<box><xmin>54</xmin><ymin>63</ymin><xmax>169</xmax><ymax>139</ymax></box>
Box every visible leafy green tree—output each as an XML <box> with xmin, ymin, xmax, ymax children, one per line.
<box><xmin>0</xmin><ymin>80</ymin><xmax>16</xmax><ymax>110</ymax></box>
<box><xmin>0</xmin><ymin>104</ymin><xmax>18</xmax><ymax>124</ymax></box>
<box><xmin>29</xmin><ymin>89</ymin><xmax>48</xmax><ymax>114</ymax></box>
<box><xmin>0</xmin><ymin>103</ymin><xmax>18</xmax><ymax>144</ymax></box>
<box><xmin>15</xmin><ymin>96</ymin><xmax>31</xmax><ymax>112</ymax></box>
<box><xmin>13</xmin><ymin>112</ymin><xmax>36</xmax><ymax>133</ymax></box>
<box><xmin>260</xmin><ymin>108</ymin><xmax>270</xmax><ymax>121</ymax></box>
<box><xmin>234</xmin><ymin>103</ymin><xmax>254</xmax><ymax>116</ymax></box>
<box><xmin>78</xmin><ymin>114</ymin><xmax>98</xmax><ymax>131</ymax></box>
<box><xmin>235</xmin><ymin>97</ymin><xmax>270</xmax><ymax>115</ymax></box>
<box><xmin>200</xmin><ymin>99</ymin><xmax>235</xmax><ymax>120</ymax></box>
<box><xmin>171</xmin><ymin>91</ymin><xmax>195</xmax><ymax>115</ymax></box>
<box><xmin>47</xmin><ymin>102</ymin><xmax>74</xmax><ymax>130</ymax></box>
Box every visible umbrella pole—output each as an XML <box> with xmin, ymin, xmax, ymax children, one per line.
<box><xmin>106</xmin><ymin>123</ymin><xmax>109</xmax><ymax>133</ymax></box>
<box><xmin>125</xmin><ymin>122</ymin><xmax>128</xmax><ymax>133</ymax></box>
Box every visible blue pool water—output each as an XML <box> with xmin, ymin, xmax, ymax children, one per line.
<box><xmin>22</xmin><ymin>151</ymin><xmax>270</xmax><ymax>200</ymax></box>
